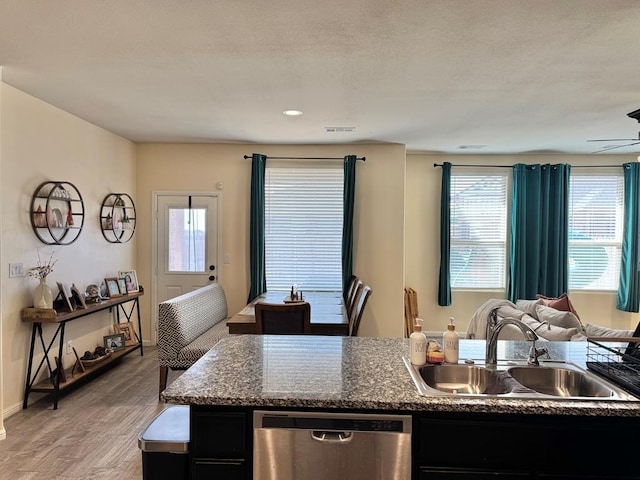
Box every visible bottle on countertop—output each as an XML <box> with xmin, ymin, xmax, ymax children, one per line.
<box><xmin>410</xmin><ymin>321</ymin><xmax>427</xmax><ymax>366</ymax></box>
<box><xmin>443</xmin><ymin>316</ymin><xmax>459</xmax><ymax>364</ymax></box>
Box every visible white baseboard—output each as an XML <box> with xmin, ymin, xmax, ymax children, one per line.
<box><xmin>2</xmin><ymin>401</ymin><xmax>22</xmax><ymax>422</ymax></box>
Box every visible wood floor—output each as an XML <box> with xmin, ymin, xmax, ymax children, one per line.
<box><xmin>0</xmin><ymin>346</ymin><xmax>182</xmax><ymax>480</ymax></box>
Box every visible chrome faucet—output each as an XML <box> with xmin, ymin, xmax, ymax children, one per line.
<box><xmin>485</xmin><ymin>309</ymin><xmax>542</xmax><ymax>366</ymax></box>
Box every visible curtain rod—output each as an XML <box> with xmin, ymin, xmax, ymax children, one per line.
<box><xmin>432</xmin><ymin>163</ymin><xmax>626</xmax><ymax>168</ymax></box>
<box><xmin>244</xmin><ymin>155</ymin><xmax>366</xmax><ymax>161</ymax></box>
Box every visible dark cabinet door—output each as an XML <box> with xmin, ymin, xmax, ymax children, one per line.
<box><xmin>190</xmin><ymin>411</ymin><xmax>247</xmax><ymax>458</ymax></box>
<box><xmin>419</xmin><ymin>468</ymin><xmax>532</xmax><ymax>479</ymax></box>
<box><xmin>192</xmin><ymin>460</ymin><xmax>245</xmax><ymax>480</ymax></box>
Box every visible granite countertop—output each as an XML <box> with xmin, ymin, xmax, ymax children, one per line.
<box><xmin>161</xmin><ymin>335</ymin><xmax>640</xmax><ymax>417</ymax></box>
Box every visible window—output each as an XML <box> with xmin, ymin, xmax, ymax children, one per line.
<box><xmin>265</xmin><ymin>162</ymin><xmax>343</xmax><ymax>291</ymax></box>
<box><xmin>568</xmin><ymin>172</ymin><xmax>623</xmax><ymax>290</ymax></box>
<box><xmin>450</xmin><ymin>172</ymin><xmax>508</xmax><ymax>289</ymax></box>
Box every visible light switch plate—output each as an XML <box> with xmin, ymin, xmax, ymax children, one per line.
<box><xmin>9</xmin><ymin>262</ymin><xmax>24</xmax><ymax>278</ymax></box>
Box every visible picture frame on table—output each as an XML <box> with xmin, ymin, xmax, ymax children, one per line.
<box><xmin>70</xmin><ymin>283</ymin><xmax>86</xmax><ymax>309</ymax></box>
<box><xmin>117</xmin><ymin>278</ymin><xmax>127</xmax><ymax>295</ymax></box>
<box><xmin>118</xmin><ymin>270</ymin><xmax>139</xmax><ymax>293</ymax></box>
<box><xmin>56</xmin><ymin>282</ymin><xmax>74</xmax><ymax>312</ymax></box>
<box><xmin>103</xmin><ymin>333</ymin><xmax>126</xmax><ymax>351</ymax></box>
<box><xmin>113</xmin><ymin>322</ymin><xmax>137</xmax><ymax>346</ymax></box>
<box><xmin>104</xmin><ymin>277</ymin><xmax>121</xmax><ymax>298</ymax></box>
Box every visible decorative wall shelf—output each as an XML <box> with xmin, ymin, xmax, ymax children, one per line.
<box><xmin>100</xmin><ymin>193</ymin><xmax>136</xmax><ymax>243</ymax></box>
<box><xmin>30</xmin><ymin>181</ymin><xmax>85</xmax><ymax>245</ymax></box>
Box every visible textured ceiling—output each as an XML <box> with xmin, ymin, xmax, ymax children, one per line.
<box><xmin>2</xmin><ymin>0</ymin><xmax>640</xmax><ymax>154</ymax></box>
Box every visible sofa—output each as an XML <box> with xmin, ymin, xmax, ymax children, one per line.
<box><xmin>157</xmin><ymin>283</ymin><xmax>230</xmax><ymax>396</ymax></box>
<box><xmin>467</xmin><ymin>296</ymin><xmax>637</xmax><ymax>341</ymax></box>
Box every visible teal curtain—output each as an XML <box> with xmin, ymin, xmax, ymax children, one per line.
<box><xmin>617</xmin><ymin>162</ymin><xmax>640</xmax><ymax>312</ymax></box>
<box><xmin>342</xmin><ymin>155</ymin><xmax>357</xmax><ymax>298</ymax></box>
<box><xmin>438</xmin><ymin>162</ymin><xmax>452</xmax><ymax>306</ymax></box>
<box><xmin>248</xmin><ymin>153</ymin><xmax>267</xmax><ymax>302</ymax></box>
<box><xmin>507</xmin><ymin>163</ymin><xmax>570</xmax><ymax>302</ymax></box>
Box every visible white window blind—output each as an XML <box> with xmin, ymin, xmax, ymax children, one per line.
<box><xmin>450</xmin><ymin>172</ymin><xmax>508</xmax><ymax>289</ymax></box>
<box><xmin>568</xmin><ymin>173</ymin><xmax>623</xmax><ymax>290</ymax></box>
<box><xmin>265</xmin><ymin>162</ymin><xmax>343</xmax><ymax>291</ymax></box>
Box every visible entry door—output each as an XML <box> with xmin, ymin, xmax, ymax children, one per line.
<box><xmin>156</xmin><ymin>194</ymin><xmax>220</xmax><ymax>305</ymax></box>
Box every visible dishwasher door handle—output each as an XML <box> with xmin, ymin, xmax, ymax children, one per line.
<box><xmin>311</xmin><ymin>430</ymin><xmax>353</xmax><ymax>442</ymax></box>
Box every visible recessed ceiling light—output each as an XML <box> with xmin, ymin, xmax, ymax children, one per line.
<box><xmin>283</xmin><ymin>109</ymin><xmax>303</xmax><ymax>116</ymax></box>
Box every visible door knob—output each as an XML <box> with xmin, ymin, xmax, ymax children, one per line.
<box><xmin>209</xmin><ymin>275</ymin><xmax>215</xmax><ymax>281</ymax></box>
<box><xmin>209</xmin><ymin>265</ymin><xmax>215</xmax><ymax>271</ymax></box>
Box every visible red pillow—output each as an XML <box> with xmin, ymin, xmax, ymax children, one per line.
<box><xmin>536</xmin><ymin>293</ymin><xmax>581</xmax><ymax>321</ymax></box>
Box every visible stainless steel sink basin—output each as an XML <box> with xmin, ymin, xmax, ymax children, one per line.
<box><xmin>418</xmin><ymin>364</ymin><xmax>530</xmax><ymax>395</ymax></box>
<box><xmin>403</xmin><ymin>357</ymin><xmax>638</xmax><ymax>401</ymax></box>
<box><xmin>508</xmin><ymin>366</ymin><xmax>614</xmax><ymax>398</ymax></box>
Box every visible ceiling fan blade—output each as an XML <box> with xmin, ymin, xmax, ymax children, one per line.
<box><xmin>587</xmin><ymin>138</ymin><xmax>638</xmax><ymax>142</ymax></box>
<box><xmin>592</xmin><ymin>141</ymin><xmax>640</xmax><ymax>153</ymax></box>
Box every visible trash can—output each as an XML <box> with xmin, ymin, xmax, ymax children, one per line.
<box><xmin>138</xmin><ymin>405</ymin><xmax>190</xmax><ymax>480</ymax></box>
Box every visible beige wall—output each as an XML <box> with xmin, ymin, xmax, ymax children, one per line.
<box><xmin>1</xmin><ymin>83</ymin><xmax>136</xmax><ymax>420</ymax></box>
<box><xmin>136</xmin><ymin>143</ymin><xmax>407</xmax><ymax>340</ymax></box>
<box><xmin>405</xmin><ymin>154</ymin><xmax>640</xmax><ymax>335</ymax></box>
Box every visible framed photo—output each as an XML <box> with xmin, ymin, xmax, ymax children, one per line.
<box><xmin>113</xmin><ymin>322</ymin><xmax>137</xmax><ymax>346</ymax></box>
<box><xmin>117</xmin><ymin>278</ymin><xmax>128</xmax><ymax>295</ymax></box>
<box><xmin>118</xmin><ymin>270</ymin><xmax>139</xmax><ymax>293</ymax></box>
<box><xmin>70</xmin><ymin>283</ymin><xmax>86</xmax><ymax>309</ymax></box>
<box><xmin>56</xmin><ymin>282</ymin><xmax>74</xmax><ymax>312</ymax></box>
<box><xmin>103</xmin><ymin>333</ymin><xmax>126</xmax><ymax>351</ymax></box>
<box><xmin>104</xmin><ymin>277</ymin><xmax>121</xmax><ymax>298</ymax></box>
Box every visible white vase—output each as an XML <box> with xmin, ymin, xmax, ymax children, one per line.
<box><xmin>34</xmin><ymin>278</ymin><xmax>53</xmax><ymax>309</ymax></box>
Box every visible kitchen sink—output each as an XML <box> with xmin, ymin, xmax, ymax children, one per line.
<box><xmin>403</xmin><ymin>357</ymin><xmax>638</xmax><ymax>401</ymax></box>
<box><xmin>508</xmin><ymin>366</ymin><xmax>614</xmax><ymax>398</ymax></box>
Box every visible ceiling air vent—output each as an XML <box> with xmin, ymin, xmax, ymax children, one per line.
<box><xmin>325</xmin><ymin>126</ymin><xmax>356</xmax><ymax>133</ymax></box>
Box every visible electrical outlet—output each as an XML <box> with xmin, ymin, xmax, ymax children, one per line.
<box><xmin>9</xmin><ymin>262</ymin><xmax>24</xmax><ymax>278</ymax></box>
<box><xmin>66</xmin><ymin>340</ymin><xmax>73</xmax><ymax>355</ymax></box>
<box><xmin>224</xmin><ymin>253</ymin><xmax>231</xmax><ymax>264</ymax></box>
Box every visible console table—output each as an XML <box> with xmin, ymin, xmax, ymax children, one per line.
<box><xmin>21</xmin><ymin>291</ymin><xmax>143</xmax><ymax>409</ymax></box>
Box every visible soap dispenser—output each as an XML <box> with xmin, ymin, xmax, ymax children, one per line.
<box><xmin>410</xmin><ymin>320</ymin><xmax>427</xmax><ymax>366</ymax></box>
<box><xmin>443</xmin><ymin>317</ymin><xmax>459</xmax><ymax>364</ymax></box>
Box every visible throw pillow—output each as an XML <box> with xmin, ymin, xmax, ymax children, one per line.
<box><xmin>583</xmin><ymin>323</ymin><xmax>635</xmax><ymax>338</ymax></box>
<box><xmin>515</xmin><ymin>299</ymin><xmax>544</xmax><ymax>319</ymax></box>
<box><xmin>520</xmin><ymin>315</ymin><xmax>581</xmax><ymax>341</ymax></box>
<box><xmin>535</xmin><ymin>304</ymin><xmax>583</xmax><ymax>331</ymax></box>
<box><xmin>536</xmin><ymin>293</ymin><xmax>581</xmax><ymax>321</ymax></box>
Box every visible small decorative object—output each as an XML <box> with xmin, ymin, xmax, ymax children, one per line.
<box><xmin>56</xmin><ymin>282</ymin><xmax>74</xmax><ymax>312</ymax></box>
<box><xmin>104</xmin><ymin>333</ymin><xmax>126</xmax><ymax>351</ymax></box>
<box><xmin>113</xmin><ymin>322</ymin><xmax>137</xmax><ymax>346</ymax></box>
<box><xmin>104</xmin><ymin>277</ymin><xmax>121</xmax><ymax>297</ymax></box>
<box><xmin>71</xmin><ymin>347</ymin><xmax>86</xmax><ymax>373</ymax></box>
<box><xmin>66</xmin><ymin>208</ymin><xmax>74</xmax><ymax>227</ymax></box>
<box><xmin>104</xmin><ymin>213</ymin><xmax>112</xmax><ymax>230</ymax></box>
<box><xmin>26</xmin><ymin>251</ymin><xmax>56</xmax><ymax>309</ymax></box>
<box><xmin>85</xmin><ymin>284</ymin><xmax>101</xmax><ymax>303</ymax></box>
<box><xmin>34</xmin><ymin>204</ymin><xmax>46</xmax><ymax>227</ymax></box>
<box><xmin>118</xmin><ymin>270</ymin><xmax>139</xmax><ymax>293</ymax></box>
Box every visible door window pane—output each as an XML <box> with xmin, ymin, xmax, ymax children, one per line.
<box><xmin>167</xmin><ymin>207</ymin><xmax>206</xmax><ymax>272</ymax></box>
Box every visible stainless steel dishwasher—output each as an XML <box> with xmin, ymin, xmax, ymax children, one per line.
<box><xmin>253</xmin><ymin>410</ymin><xmax>412</xmax><ymax>480</ymax></box>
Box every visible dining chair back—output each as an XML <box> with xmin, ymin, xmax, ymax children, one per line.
<box><xmin>346</xmin><ymin>279</ymin><xmax>364</xmax><ymax>319</ymax></box>
<box><xmin>350</xmin><ymin>285</ymin><xmax>372</xmax><ymax>336</ymax></box>
<box><xmin>344</xmin><ymin>275</ymin><xmax>358</xmax><ymax>303</ymax></box>
<box><xmin>255</xmin><ymin>301</ymin><xmax>311</xmax><ymax>334</ymax></box>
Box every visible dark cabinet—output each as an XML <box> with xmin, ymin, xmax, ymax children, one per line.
<box><xmin>190</xmin><ymin>407</ymin><xmax>251</xmax><ymax>480</ymax></box>
<box><xmin>416</xmin><ymin>413</ymin><xmax>640</xmax><ymax>480</ymax></box>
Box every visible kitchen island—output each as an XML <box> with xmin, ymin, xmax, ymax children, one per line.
<box><xmin>162</xmin><ymin>335</ymin><xmax>640</xmax><ymax>479</ymax></box>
